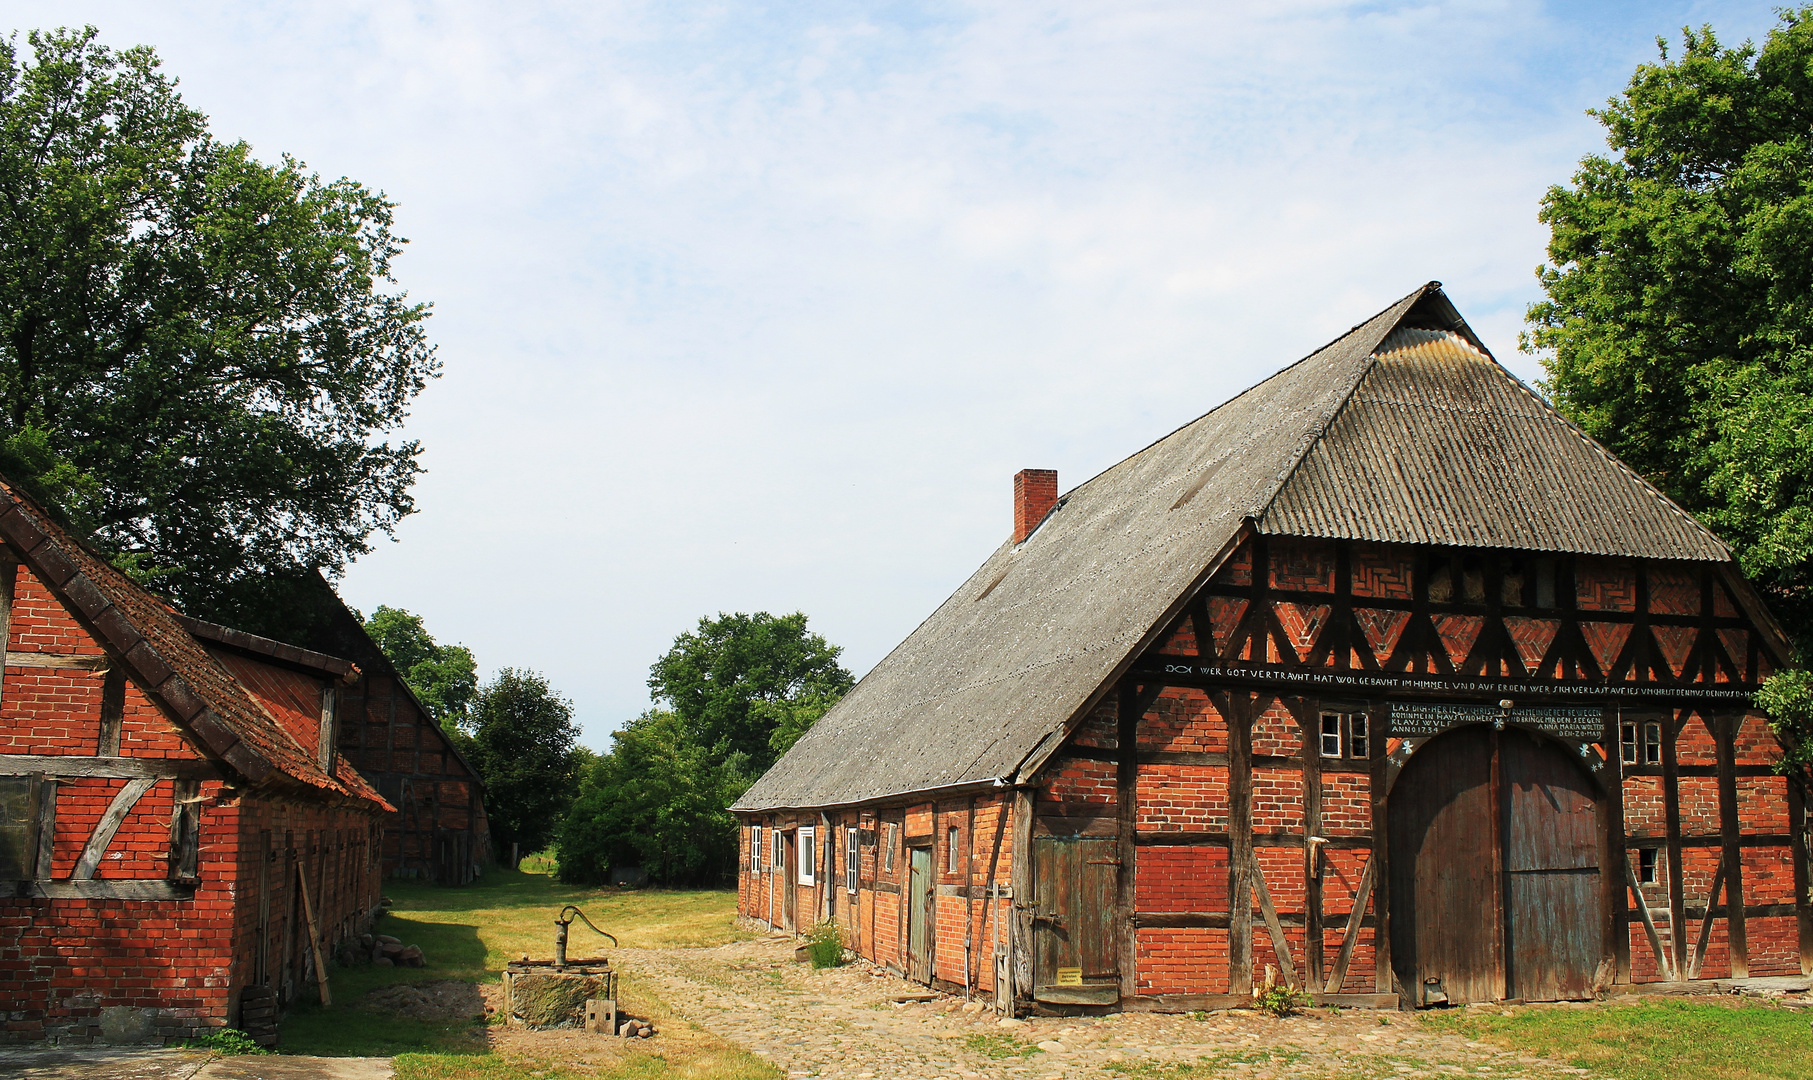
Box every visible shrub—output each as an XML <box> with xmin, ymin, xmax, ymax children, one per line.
<box><xmin>1256</xmin><ymin>983</ymin><xmax>1305</xmax><ymax>1018</ymax></box>
<box><xmin>805</xmin><ymin>920</ymin><xmax>844</xmax><ymax>968</ymax></box>
<box><xmin>184</xmin><ymin>1028</ymin><xmax>270</xmax><ymax>1055</ymax></box>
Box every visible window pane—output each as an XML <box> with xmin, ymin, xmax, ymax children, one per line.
<box><xmin>1644</xmin><ymin>722</ymin><xmax>1662</xmax><ymax>765</ymax></box>
<box><xmin>1620</xmin><ymin>723</ymin><xmax>1638</xmax><ymax>764</ymax></box>
<box><xmin>0</xmin><ymin>778</ymin><xmax>36</xmax><ymax>879</ymax></box>
<box><xmin>1349</xmin><ymin>714</ymin><xmax>1368</xmax><ymax>759</ymax></box>
<box><xmin>1320</xmin><ymin>715</ymin><xmax>1342</xmax><ymax>757</ymax></box>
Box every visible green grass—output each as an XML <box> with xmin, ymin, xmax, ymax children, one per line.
<box><xmin>964</xmin><ymin>1032</ymin><xmax>1039</xmax><ymax>1059</ymax></box>
<box><xmin>1104</xmin><ymin>1050</ymin><xmax>1307</xmax><ymax>1078</ymax></box>
<box><xmin>1425</xmin><ymin>999</ymin><xmax>1813</xmax><ymax>1080</ymax></box>
<box><xmin>278</xmin><ymin>867</ymin><xmax>773</xmax><ymax>1080</ymax></box>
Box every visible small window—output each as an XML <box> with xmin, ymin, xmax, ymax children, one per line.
<box><xmin>771</xmin><ymin>824</ymin><xmax>784</xmax><ymax>870</ymax></box>
<box><xmin>1320</xmin><ymin>712</ymin><xmax>1369</xmax><ymax>759</ymax></box>
<box><xmin>798</xmin><ymin>827</ymin><xmax>816</xmax><ymax>885</ymax></box>
<box><xmin>1320</xmin><ymin>714</ymin><xmax>1342</xmax><ymax>757</ymax></box>
<box><xmin>884</xmin><ymin>823</ymin><xmax>897</xmax><ymax>871</ymax></box>
<box><xmin>946</xmin><ymin>826</ymin><xmax>960</xmax><ymax>874</ymax></box>
<box><xmin>1643</xmin><ymin>722</ymin><xmax>1662</xmax><ymax>765</ymax></box>
<box><xmin>1620</xmin><ymin>722</ymin><xmax>1638</xmax><ymax>764</ymax></box>
<box><xmin>1638</xmin><ymin>847</ymin><xmax>1660</xmax><ymax>885</ymax></box>
<box><xmin>845</xmin><ymin>827</ymin><xmax>859</xmax><ymax>893</ymax></box>
<box><xmin>751</xmin><ymin>825</ymin><xmax>762</xmax><ymax>873</ymax></box>
<box><xmin>0</xmin><ymin>777</ymin><xmax>40</xmax><ymax>879</ymax></box>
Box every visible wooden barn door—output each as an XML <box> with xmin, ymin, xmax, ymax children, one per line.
<box><xmin>906</xmin><ymin>846</ymin><xmax>933</xmax><ymax>983</ymax></box>
<box><xmin>1030</xmin><ymin>835</ymin><xmax>1118</xmax><ymax>1004</ymax></box>
<box><xmin>1390</xmin><ymin>724</ymin><xmax>1603</xmax><ymax>1005</ymax></box>
<box><xmin>1501</xmin><ymin>730</ymin><xmax>1603</xmax><ymax>1002</ymax></box>
<box><xmin>1389</xmin><ymin>725</ymin><xmax>1504</xmax><ymax>1005</ymax></box>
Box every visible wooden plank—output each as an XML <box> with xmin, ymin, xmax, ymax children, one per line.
<box><xmin>1369</xmin><ymin>718</ymin><xmax>1393</xmax><ymax>997</ymax></box>
<box><xmin>1714</xmin><ymin>712</ymin><xmax>1748</xmax><ymax>978</ymax></box>
<box><xmin>1122</xmin><ymin>993</ymin><xmax>1251</xmax><ymax>1012</ymax></box>
<box><xmin>1226</xmin><ymin>691</ymin><xmax>1254</xmax><ymax>997</ymax></box>
<box><xmin>1139</xmin><ymin>750</ymin><xmax>1231</xmax><ymax>767</ymax></box>
<box><xmin>168</xmin><ymin>779</ymin><xmax>201</xmax><ymax>883</ymax></box>
<box><xmin>33</xmin><ymin>775</ymin><xmax>55</xmax><ymax>879</ymax></box>
<box><xmin>1250</xmin><ymin>853</ymin><xmax>1297</xmax><ymax>987</ymax></box>
<box><xmin>1325</xmin><ymin>853</ymin><xmax>1376</xmax><ymax>993</ymax></box>
<box><xmin>1662</xmin><ymin>709</ymin><xmax>1687</xmax><ymax>977</ymax></box>
<box><xmin>0</xmin><ymin>878</ymin><xmax>196</xmax><ymax>900</ymax></box>
<box><xmin>1687</xmin><ymin>853</ymin><xmax>1725</xmax><ymax>981</ymax></box>
<box><xmin>0</xmin><ymin>754</ymin><xmax>216</xmax><ymax>781</ymax></box>
<box><xmin>3</xmin><ymin>651</ymin><xmax>110</xmax><ymax>670</ymax></box>
<box><xmin>0</xmin><ymin>562</ymin><xmax>14</xmax><ymax>706</ymax></box>
<box><xmin>98</xmin><ymin>669</ymin><xmax>126</xmax><ymax>756</ymax></box>
<box><xmin>1117</xmin><ymin>683</ymin><xmax>1141</xmax><ymax>1000</ymax></box>
<box><xmin>72</xmin><ymin>777</ymin><xmax>156</xmax><ymax>879</ymax></box>
<box><xmin>1603</xmin><ymin>706</ymin><xmax>1629</xmax><ymax>985</ymax></box>
<box><xmin>1033</xmin><ymin>984</ymin><xmax>1120</xmax><ymax>1005</ymax></box>
<box><xmin>1294</xmin><ymin>695</ymin><xmax>1325</xmax><ymax>989</ymax></box>
<box><xmin>1011</xmin><ymin>786</ymin><xmax>1034</xmax><ymax>1012</ymax></box>
<box><xmin>1624</xmin><ymin>854</ymin><xmax>1675</xmax><ymax>981</ymax></box>
<box><xmin>296</xmin><ymin>860</ymin><xmax>332</xmax><ymax>1006</ymax></box>
<box><xmin>1788</xmin><ymin>778</ymin><xmax>1813</xmax><ymax>976</ymax></box>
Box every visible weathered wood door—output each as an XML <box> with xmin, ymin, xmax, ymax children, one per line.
<box><xmin>907</xmin><ymin>846</ymin><xmax>933</xmax><ymax>983</ymax></box>
<box><xmin>1389</xmin><ymin>724</ymin><xmax>1603</xmax><ymax>1005</ymax></box>
<box><xmin>1389</xmin><ymin>724</ymin><xmax>1503</xmax><ymax>1005</ymax></box>
<box><xmin>1501</xmin><ymin>730</ymin><xmax>1603</xmax><ymax>1001</ymax></box>
<box><xmin>1031</xmin><ymin>835</ymin><xmax>1118</xmax><ymax>1003</ymax></box>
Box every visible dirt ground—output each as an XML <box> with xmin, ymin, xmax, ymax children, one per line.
<box><xmin>602</xmin><ymin>935</ymin><xmax>1596</xmax><ymax>1080</ymax></box>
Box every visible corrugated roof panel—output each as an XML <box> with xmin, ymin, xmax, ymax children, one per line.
<box><xmin>1259</xmin><ymin>328</ymin><xmax>1729</xmax><ymax>561</ymax></box>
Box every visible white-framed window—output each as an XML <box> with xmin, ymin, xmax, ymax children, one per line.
<box><xmin>771</xmin><ymin>823</ymin><xmax>784</xmax><ymax>869</ymax></box>
<box><xmin>845</xmin><ymin>827</ymin><xmax>859</xmax><ymax>893</ymax></box>
<box><xmin>798</xmin><ymin>826</ymin><xmax>816</xmax><ymax>885</ymax></box>
<box><xmin>751</xmin><ymin>825</ymin><xmax>762</xmax><ymax>873</ymax></box>
<box><xmin>884</xmin><ymin>822</ymin><xmax>897</xmax><ymax>871</ymax></box>
<box><xmin>946</xmin><ymin>826</ymin><xmax>960</xmax><ymax>873</ymax></box>
<box><xmin>1620</xmin><ymin>721</ymin><xmax>1664</xmax><ymax>765</ymax></box>
<box><xmin>1320</xmin><ymin>712</ymin><xmax>1369</xmax><ymax>759</ymax></box>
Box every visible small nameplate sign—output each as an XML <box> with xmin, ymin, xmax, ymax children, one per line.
<box><xmin>1389</xmin><ymin>702</ymin><xmax>1603</xmax><ymax>740</ymax></box>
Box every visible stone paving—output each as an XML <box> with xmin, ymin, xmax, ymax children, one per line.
<box><xmin>0</xmin><ymin>1049</ymin><xmax>390</xmax><ymax>1080</ymax></box>
<box><xmin>615</xmin><ymin>936</ymin><xmax>1596</xmax><ymax>1080</ymax></box>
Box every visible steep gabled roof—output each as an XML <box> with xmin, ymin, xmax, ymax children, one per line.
<box><xmin>735</xmin><ymin>283</ymin><xmax>1738</xmax><ymax>813</ymax></box>
<box><xmin>0</xmin><ymin>479</ymin><xmax>389</xmax><ymax>809</ymax></box>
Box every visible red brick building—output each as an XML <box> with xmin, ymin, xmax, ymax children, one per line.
<box><xmin>733</xmin><ymin>283</ymin><xmax>1810</xmax><ymax>1011</ymax></box>
<box><xmin>0</xmin><ymin>481</ymin><xmax>390</xmax><ymax>1043</ymax></box>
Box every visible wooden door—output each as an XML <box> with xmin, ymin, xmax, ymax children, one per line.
<box><xmin>1031</xmin><ymin>836</ymin><xmax>1118</xmax><ymax>1004</ymax></box>
<box><xmin>907</xmin><ymin>846</ymin><xmax>932</xmax><ymax>983</ymax></box>
<box><xmin>1501</xmin><ymin>729</ymin><xmax>1603</xmax><ymax>1001</ymax></box>
<box><xmin>1390</xmin><ymin>724</ymin><xmax>1605</xmax><ymax>1005</ymax></box>
<box><xmin>1389</xmin><ymin>725</ymin><xmax>1503</xmax><ymax>1005</ymax></box>
<box><xmin>783</xmin><ymin>833</ymin><xmax>797</xmax><ymax>932</ymax></box>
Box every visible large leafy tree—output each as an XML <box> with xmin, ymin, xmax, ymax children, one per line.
<box><xmin>1526</xmin><ymin>10</ymin><xmax>1813</xmax><ymax>777</ymax></box>
<box><xmin>555</xmin><ymin>710</ymin><xmax>753</xmax><ymax>887</ymax></box>
<box><xmin>467</xmin><ymin>668</ymin><xmax>581</xmax><ymax>861</ymax></box>
<box><xmin>362</xmin><ymin>605</ymin><xmax>477</xmax><ymax>735</ymax></box>
<box><xmin>648</xmin><ymin>611</ymin><xmax>854</xmax><ymax>773</ymax></box>
<box><xmin>0</xmin><ymin>27</ymin><xmax>435</xmax><ymax>616</ymax></box>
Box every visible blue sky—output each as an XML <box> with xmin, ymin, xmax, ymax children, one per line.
<box><xmin>4</xmin><ymin>1</ymin><xmax>1788</xmax><ymax>747</ymax></box>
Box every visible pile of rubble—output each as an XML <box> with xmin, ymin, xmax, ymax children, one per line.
<box><xmin>335</xmin><ymin>932</ymin><xmax>427</xmax><ymax>968</ymax></box>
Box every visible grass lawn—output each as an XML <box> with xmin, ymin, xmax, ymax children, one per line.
<box><xmin>1425</xmin><ymin>998</ymin><xmax>1813</xmax><ymax>1080</ymax></box>
<box><xmin>277</xmin><ymin>867</ymin><xmax>771</xmax><ymax>1080</ymax></box>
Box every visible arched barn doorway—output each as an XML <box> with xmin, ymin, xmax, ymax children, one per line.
<box><xmin>1388</xmin><ymin>724</ymin><xmax>1604</xmax><ymax>1005</ymax></box>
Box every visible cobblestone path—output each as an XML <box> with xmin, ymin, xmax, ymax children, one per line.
<box><xmin>615</xmin><ymin>936</ymin><xmax>1595</xmax><ymax>1080</ymax></box>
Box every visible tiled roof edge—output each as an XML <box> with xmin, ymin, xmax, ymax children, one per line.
<box><xmin>175</xmin><ymin>613</ymin><xmax>361</xmax><ymax>683</ymax></box>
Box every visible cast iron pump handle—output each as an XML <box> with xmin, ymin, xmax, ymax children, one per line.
<box><xmin>554</xmin><ymin>905</ymin><xmax>619</xmax><ymax>968</ymax></box>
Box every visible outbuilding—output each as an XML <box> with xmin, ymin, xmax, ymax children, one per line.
<box><xmin>732</xmin><ymin>283</ymin><xmax>1810</xmax><ymax>1010</ymax></box>
<box><xmin>0</xmin><ymin>480</ymin><xmax>391</xmax><ymax>1043</ymax></box>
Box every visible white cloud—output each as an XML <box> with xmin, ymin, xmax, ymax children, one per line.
<box><xmin>2</xmin><ymin>0</ymin><xmax>1784</xmax><ymax>746</ymax></box>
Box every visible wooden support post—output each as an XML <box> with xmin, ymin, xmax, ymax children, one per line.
<box><xmin>1623</xmin><ymin>856</ymin><xmax>1673</xmax><ymax>982</ymax></box>
<box><xmin>0</xmin><ymin>559</ymin><xmax>14</xmax><ymax>707</ymax></box>
<box><xmin>296</xmin><ymin>860</ymin><xmax>332</xmax><ymax>1006</ymax></box>
<box><xmin>1789</xmin><ymin>778</ymin><xmax>1813</xmax><ymax>976</ymax></box>
<box><xmin>1117</xmin><ymin>683</ymin><xmax>1141</xmax><ymax>1000</ymax></box>
<box><xmin>1369</xmin><ymin>717</ymin><xmax>1392</xmax><ymax>997</ymax></box>
<box><xmin>73</xmin><ymin>777</ymin><xmax>156</xmax><ymax>880</ymax></box>
<box><xmin>1688</xmin><ymin>854</ymin><xmax>1726</xmax><ymax>981</ymax></box>
<box><xmin>1662</xmin><ymin>710</ymin><xmax>1687</xmax><ymax>977</ymax></box>
<box><xmin>1227</xmin><ymin>692</ymin><xmax>1254</xmax><ymax>997</ymax></box>
<box><xmin>1293</xmin><ymin>697</ymin><xmax>1325</xmax><ymax>989</ymax></box>
<box><xmin>98</xmin><ymin>668</ymin><xmax>126</xmax><ymax>757</ymax></box>
<box><xmin>33</xmin><ymin>775</ymin><xmax>55</xmax><ymax>880</ymax></box>
<box><xmin>1602</xmin><ymin>704</ymin><xmax>1629</xmax><ymax>984</ymax></box>
<box><xmin>1714</xmin><ymin>712</ymin><xmax>1748</xmax><ymax>978</ymax></box>
<box><xmin>1011</xmin><ymin>788</ymin><xmax>1033</xmax><ymax>1011</ymax></box>
<box><xmin>1251</xmin><ymin>850</ymin><xmax>1296</xmax><ymax>986</ymax></box>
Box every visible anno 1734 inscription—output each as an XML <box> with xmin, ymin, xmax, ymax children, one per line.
<box><xmin>1388</xmin><ymin>702</ymin><xmax>1604</xmax><ymax>740</ymax></box>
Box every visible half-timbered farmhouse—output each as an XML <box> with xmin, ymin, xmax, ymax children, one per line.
<box><xmin>733</xmin><ymin>283</ymin><xmax>1810</xmax><ymax>1011</ymax></box>
<box><xmin>0</xmin><ymin>481</ymin><xmax>390</xmax><ymax>1043</ymax></box>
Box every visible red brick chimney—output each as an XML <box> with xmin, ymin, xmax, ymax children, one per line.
<box><xmin>1013</xmin><ymin>469</ymin><xmax>1058</xmax><ymax>543</ymax></box>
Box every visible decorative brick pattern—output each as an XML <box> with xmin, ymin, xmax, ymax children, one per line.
<box><xmin>1575</xmin><ymin>558</ymin><xmax>1638</xmax><ymax>612</ymax></box>
<box><xmin>1502</xmin><ymin>616</ymin><xmax>1558</xmax><ymax>675</ymax></box>
<box><xmin>1647</xmin><ymin>566</ymin><xmax>1699</xmax><ymax>616</ymax></box>
<box><xmin>1579</xmin><ymin>622</ymin><xmax>1633</xmax><ymax>674</ymax></box>
<box><xmin>1350</xmin><ymin>544</ymin><xmax>1413</xmax><ymax>600</ymax></box>
<box><xmin>1354</xmin><ymin>608</ymin><xmax>1408</xmax><ymax>665</ymax></box>
<box><xmin>1651</xmin><ymin>626</ymin><xmax>1696</xmax><ymax>679</ymax></box>
<box><xmin>1432</xmin><ymin>614</ymin><xmax>1483</xmax><ymax>668</ymax></box>
<box><xmin>1274</xmin><ymin>603</ymin><xmax>1329</xmax><ymax>662</ymax></box>
<box><xmin>1269</xmin><ymin>539</ymin><xmax>1335</xmax><ymax>593</ymax></box>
